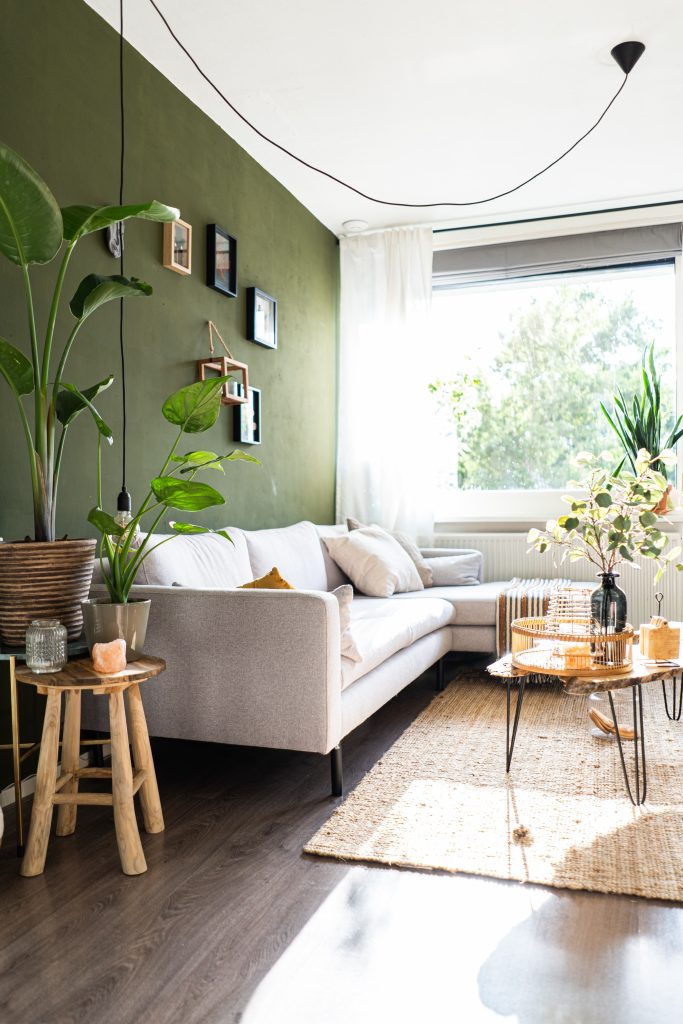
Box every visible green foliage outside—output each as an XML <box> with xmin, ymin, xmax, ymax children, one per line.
<box><xmin>431</xmin><ymin>284</ymin><xmax>675</xmax><ymax>491</ymax></box>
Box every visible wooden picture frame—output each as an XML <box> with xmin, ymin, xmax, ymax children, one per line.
<box><xmin>207</xmin><ymin>224</ymin><xmax>237</xmax><ymax>297</ymax></box>
<box><xmin>197</xmin><ymin>355</ymin><xmax>249</xmax><ymax>406</ymax></box>
<box><xmin>233</xmin><ymin>384</ymin><xmax>261</xmax><ymax>444</ymax></box>
<box><xmin>163</xmin><ymin>219</ymin><xmax>192</xmax><ymax>275</ymax></box>
<box><xmin>246</xmin><ymin>287</ymin><xmax>277</xmax><ymax>349</ymax></box>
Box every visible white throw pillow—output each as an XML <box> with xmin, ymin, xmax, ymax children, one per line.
<box><xmin>347</xmin><ymin>517</ymin><xmax>434</xmax><ymax>587</ymax></box>
<box><xmin>324</xmin><ymin>526</ymin><xmax>424</xmax><ymax>597</ymax></box>
<box><xmin>332</xmin><ymin>585</ymin><xmax>362</xmax><ymax>662</ymax></box>
<box><xmin>425</xmin><ymin>552</ymin><xmax>482</xmax><ymax>586</ymax></box>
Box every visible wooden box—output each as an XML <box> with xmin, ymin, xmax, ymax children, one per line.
<box><xmin>640</xmin><ymin>623</ymin><xmax>680</xmax><ymax>660</ymax></box>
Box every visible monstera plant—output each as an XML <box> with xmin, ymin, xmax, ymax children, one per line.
<box><xmin>0</xmin><ymin>142</ymin><xmax>178</xmax><ymax>644</ymax></box>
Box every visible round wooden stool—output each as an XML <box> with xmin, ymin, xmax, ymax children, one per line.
<box><xmin>16</xmin><ymin>656</ymin><xmax>166</xmax><ymax>877</ymax></box>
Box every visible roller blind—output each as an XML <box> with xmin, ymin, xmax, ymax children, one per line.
<box><xmin>433</xmin><ymin>224</ymin><xmax>682</xmax><ymax>288</ymax></box>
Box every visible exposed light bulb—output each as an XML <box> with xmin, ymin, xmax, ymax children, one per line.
<box><xmin>113</xmin><ymin>486</ymin><xmax>140</xmax><ymax>544</ymax></box>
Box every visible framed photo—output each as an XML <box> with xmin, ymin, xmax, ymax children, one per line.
<box><xmin>162</xmin><ymin>219</ymin><xmax>192</xmax><ymax>275</ymax></box>
<box><xmin>233</xmin><ymin>384</ymin><xmax>261</xmax><ymax>444</ymax></box>
<box><xmin>246</xmin><ymin>287</ymin><xmax>277</xmax><ymax>349</ymax></box>
<box><xmin>207</xmin><ymin>224</ymin><xmax>237</xmax><ymax>297</ymax></box>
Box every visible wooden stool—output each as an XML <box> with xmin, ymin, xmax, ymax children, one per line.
<box><xmin>15</xmin><ymin>656</ymin><xmax>166</xmax><ymax>877</ymax></box>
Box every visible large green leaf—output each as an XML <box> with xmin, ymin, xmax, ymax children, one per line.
<box><xmin>151</xmin><ymin>477</ymin><xmax>225</xmax><ymax>511</ymax></box>
<box><xmin>162</xmin><ymin>377</ymin><xmax>230</xmax><ymax>434</ymax></box>
<box><xmin>169</xmin><ymin>522</ymin><xmax>232</xmax><ymax>542</ymax></box>
<box><xmin>0</xmin><ymin>143</ymin><xmax>62</xmax><ymax>265</ymax></box>
<box><xmin>61</xmin><ymin>201</ymin><xmax>178</xmax><ymax>242</ymax></box>
<box><xmin>60</xmin><ymin>383</ymin><xmax>113</xmax><ymax>443</ymax></box>
<box><xmin>88</xmin><ymin>506</ymin><xmax>124</xmax><ymax>537</ymax></box>
<box><xmin>69</xmin><ymin>274</ymin><xmax>152</xmax><ymax>320</ymax></box>
<box><xmin>0</xmin><ymin>336</ymin><xmax>34</xmax><ymax>395</ymax></box>
<box><xmin>174</xmin><ymin>448</ymin><xmax>261</xmax><ymax>474</ymax></box>
<box><xmin>56</xmin><ymin>375</ymin><xmax>114</xmax><ymax>427</ymax></box>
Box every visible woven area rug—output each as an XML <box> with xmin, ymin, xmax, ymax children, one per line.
<box><xmin>305</xmin><ymin>670</ymin><xmax>683</xmax><ymax>900</ymax></box>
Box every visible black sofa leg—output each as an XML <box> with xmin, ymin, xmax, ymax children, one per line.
<box><xmin>330</xmin><ymin>745</ymin><xmax>343</xmax><ymax>798</ymax></box>
<box><xmin>436</xmin><ymin>657</ymin><xmax>445</xmax><ymax>692</ymax></box>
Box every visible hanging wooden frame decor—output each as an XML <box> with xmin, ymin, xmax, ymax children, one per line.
<box><xmin>197</xmin><ymin>321</ymin><xmax>249</xmax><ymax>406</ymax></box>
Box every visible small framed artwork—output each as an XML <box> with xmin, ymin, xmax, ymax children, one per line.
<box><xmin>233</xmin><ymin>384</ymin><xmax>262</xmax><ymax>444</ymax></box>
<box><xmin>207</xmin><ymin>224</ymin><xmax>237</xmax><ymax>297</ymax></box>
<box><xmin>163</xmin><ymin>219</ymin><xmax>192</xmax><ymax>275</ymax></box>
<box><xmin>246</xmin><ymin>287</ymin><xmax>277</xmax><ymax>349</ymax></box>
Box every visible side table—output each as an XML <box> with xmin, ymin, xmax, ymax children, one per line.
<box><xmin>1</xmin><ymin>639</ymin><xmax>88</xmax><ymax>855</ymax></box>
<box><xmin>16</xmin><ymin>655</ymin><xmax>166</xmax><ymax>876</ymax></box>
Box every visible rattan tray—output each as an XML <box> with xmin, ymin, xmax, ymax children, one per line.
<box><xmin>510</xmin><ymin>617</ymin><xmax>634</xmax><ymax>677</ymax></box>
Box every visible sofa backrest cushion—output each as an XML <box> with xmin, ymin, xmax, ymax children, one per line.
<box><xmin>242</xmin><ymin>520</ymin><xmax>328</xmax><ymax>591</ymax></box>
<box><xmin>315</xmin><ymin>524</ymin><xmax>352</xmax><ymax>590</ymax></box>
<box><xmin>134</xmin><ymin>528</ymin><xmax>252</xmax><ymax>588</ymax></box>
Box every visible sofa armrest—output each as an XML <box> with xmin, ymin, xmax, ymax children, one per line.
<box><xmin>86</xmin><ymin>584</ymin><xmax>342</xmax><ymax>754</ymax></box>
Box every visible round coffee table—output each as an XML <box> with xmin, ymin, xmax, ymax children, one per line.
<box><xmin>487</xmin><ymin>652</ymin><xmax>682</xmax><ymax>805</ymax></box>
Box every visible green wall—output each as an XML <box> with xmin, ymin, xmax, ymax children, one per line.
<box><xmin>0</xmin><ymin>0</ymin><xmax>339</xmax><ymax>543</ymax></box>
<box><xmin>0</xmin><ymin>0</ymin><xmax>338</xmax><ymax>793</ymax></box>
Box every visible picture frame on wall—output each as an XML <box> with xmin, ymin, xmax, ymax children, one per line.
<box><xmin>246</xmin><ymin>287</ymin><xmax>277</xmax><ymax>349</ymax></box>
<box><xmin>233</xmin><ymin>384</ymin><xmax>262</xmax><ymax>445</ymax></box>
<box><xmin>162</xmin><ymin>219</ymin><xmax>192</xmax><ymax>275</ymax></box>
<box><xmin>207</xmin><ymin>224</ymin><xmax>237</xmax><ymax>297</ymax></box>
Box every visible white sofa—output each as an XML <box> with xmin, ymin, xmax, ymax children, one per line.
<box><xmin>84</xmin><ymin>521</ymin><xmax>505</xmax><ymax>794</ymax></box>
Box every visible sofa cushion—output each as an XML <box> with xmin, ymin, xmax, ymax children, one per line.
<box><xmin>391</xmin><ymin>581</ymin><xmax>509</xmax><ymax>626</ymax></box>
<box><xmin>341</xmin><ymin>595</ymin><xmax>453</xmax><ymax>688</ymax></box>
<box><xmin>333</xmin><ymin>584</ymin><xmax>362</xmax><ymax>662</ymax></box>
<box><xmin>315</xmin><ymin>524</ymin><xmax>352</xmax><ymax>590</ymax></box>
<box><xmin>425</xmin><ymin>551</ymin><xmax>482</xmax><ymax>586</ymax></box>
<box><xmin>135</xmin><ymin>529</ymin><xmax>252</xmax><ymax>588</ymax></box>
<box><xmin>347</xmin><ymin>517</ymin><xmax>434</xmax><ymax>587</ymax></box>
<box><xmin>243</xmin><ymin>521</ymin><xmax>328</xmax><ymax>591</ymax></box>
<box><xmin>324</xmin><ymin>526</ymin><xmax>424</xmax><ymax>597</ymax></box>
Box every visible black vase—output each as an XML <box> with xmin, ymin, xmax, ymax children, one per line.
<box><xmin>591</xmin><ymin>572</ymin><xmax>627</xmax><ymax>634</ymax></box>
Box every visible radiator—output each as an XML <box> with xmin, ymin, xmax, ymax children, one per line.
<box><xmin>435</xmin><ymin>532</ymin><xmax>683</xmax><ymax>628</ymax></box>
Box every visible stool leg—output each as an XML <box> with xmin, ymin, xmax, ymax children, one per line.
<box><xmin>127</xmin><ymin>683</ymin><xmax>164</xmax><ymax>834</ymax></box>
<box><xmin>56</xmin><ymin>690</ymin><xmax>82</xmax><ymax>837</ymax></box>
<box><xmin>21</xmin><ymin>690</ymin><xmax>62</xmax><ymax>877</ymax></box>
<box><xmin>109</xmin><ymin>690</ymin><xmax>146</xmax><ymax>875</ymax></box>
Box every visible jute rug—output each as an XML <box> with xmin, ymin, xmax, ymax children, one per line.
<box><xmin>305</xmin><ymin>670</ymin><xmax>683</xmax><ymax>900</ymax></box>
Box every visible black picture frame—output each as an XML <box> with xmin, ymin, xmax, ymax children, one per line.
<box><xmin>233</xmin><ymin>384</ymin><xmax>262</xmax><ymax>445</ymax></box>
<box><xmin>246</xmin><ymin>287</ymin><xmax>277</xmax><ymax>349</ymax></box>
<box><xmin>206</xmin><ymin>224</ymin><xmax>237</xmax><ymax>297</ymax></box>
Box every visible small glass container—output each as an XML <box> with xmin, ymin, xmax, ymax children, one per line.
<box><xmin>25</xmin><ymin>619</ymin><xmax>68</xmax><ymax>674</ymax></box>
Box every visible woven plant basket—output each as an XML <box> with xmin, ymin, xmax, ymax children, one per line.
<box><xmin>0</xmin><ymin>539</ymin><xmax>97</xmax><ymax>646</ymax></box>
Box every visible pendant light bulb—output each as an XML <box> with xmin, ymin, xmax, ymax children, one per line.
<box><xmin>114</xmin><ymin>485</ymin><xmax>140</xmax><ymax>544</ymax></box>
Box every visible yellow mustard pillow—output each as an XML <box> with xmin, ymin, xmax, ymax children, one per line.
<box><xmin>239</xmin><ymin>566</ymin><xmax>294</xmax><ymax>590</ymax></box>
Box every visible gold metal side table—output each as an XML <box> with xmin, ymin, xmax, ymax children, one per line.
<box><xmin>1</xmin><ymin>639</ymin><xmax>88</xmax><ymax>856</ymax></box>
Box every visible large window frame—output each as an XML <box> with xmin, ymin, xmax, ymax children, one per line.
<box><xmin>431</xmin><ymin>231</ymin><xmax>683</xmax><ymax>530</ymax></box>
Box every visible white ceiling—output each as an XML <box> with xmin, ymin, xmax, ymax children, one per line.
<box><xmin>85</xmin><ymin>0</ymin><xmax>683</xmax><ymax>236</ymax></box>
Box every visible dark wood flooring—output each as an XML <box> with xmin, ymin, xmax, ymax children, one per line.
<box><xmin>1</xmin><ymin>664</ymin><xmax>682</xmax><ymax>1024</ymax></box>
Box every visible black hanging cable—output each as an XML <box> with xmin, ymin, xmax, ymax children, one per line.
<box><xmin>117</xmin><ymin>0</ymin><xmax>131</xmax><ymax>516</ymax></box>
<box><xmin>145</xmin><ymin>0</ymin><xmax>643</xmax><ymax>209</ymax></box>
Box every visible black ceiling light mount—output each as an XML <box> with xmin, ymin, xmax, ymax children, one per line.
<box><xmin>611</xmin><ymin>41</ymin><xmax>646</xmax><ymax>76</ymax></box>
<box><xmin>145</xmin><ymin>2</ymin><xmax>647</xmax><ymax>210</ymax></box>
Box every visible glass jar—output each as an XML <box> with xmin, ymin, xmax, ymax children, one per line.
<box><xmin>25</xmin><ymin>619</ymin><xmax>68</xmax><ymax>673</ymax></box>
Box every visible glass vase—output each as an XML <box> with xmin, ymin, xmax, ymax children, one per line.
<box><xmin>25</xmin><ymin>619</ymin><xmax>68</xmax><ymax>673</ymax></box>
<box><xmin>591</xmin><ymin>572</ymin><xmax>627</xmax><ymax>635</ymax></box>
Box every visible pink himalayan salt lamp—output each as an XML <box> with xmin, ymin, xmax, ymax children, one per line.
<box><xmin>92</xmin><ymin>638</ymin><xmax>127</xmax><ymax>674</ymax></box>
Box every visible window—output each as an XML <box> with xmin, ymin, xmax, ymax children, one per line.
<box><xmin>431</xmin><ymin>227</ymin><xmax>680</xmax><ymax>524</ymax></box>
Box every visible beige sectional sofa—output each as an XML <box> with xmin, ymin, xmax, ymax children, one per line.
<box><xmin>84</xmin><ymin>521</ymin><xmax>506</xmax><ymax>795</ymax></box>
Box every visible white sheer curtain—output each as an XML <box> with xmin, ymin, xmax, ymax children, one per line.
<box><xmin>335</xmin><ymin>226</ymin><xmax>436</xmax><ymax>543</ymax></box>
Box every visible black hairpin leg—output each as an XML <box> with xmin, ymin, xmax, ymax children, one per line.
<box><xmin>506</xmin><ymin>676</ymin><xmax>527</xmax><ymax>772</ymax></box>
<box><xmin>436</xmin><ymin>658</ymin><xmax>445</xmax><ymax>692</ymax></box>
<box><xmin>662</xmin><ymin>675</ymin><xmax>683</xmax><ymax>721</ymax></box>
<box><xmin>607</xmin><ymin>685</ymin><xmax>647</xmax><ymax>805</ymax></box>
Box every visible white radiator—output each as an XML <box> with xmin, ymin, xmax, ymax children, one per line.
<box><xmin>436</xmin><ymin>532</ymin><xmax>683</xmax><ymax>628</ymax></box>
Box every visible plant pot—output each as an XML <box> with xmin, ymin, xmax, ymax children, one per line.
<box><xmin>0</xmin><ymin>538</ymin><xmax>97</xmax><ymax>646</ymax></box>
<box><xmin>81</xmin><ymin>598</ymin><xmax>151</xmax><ymax>662</ymax></box>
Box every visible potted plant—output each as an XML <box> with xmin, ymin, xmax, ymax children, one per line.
<box><xmin>83</xmin><ymin>375</ymin><xmax>258</xmax><ymax>658</ymax></box>
<box><xmin>601</xmin><ymin>343</ymin><xmax>683</xmax><ymax>511</ymax></box>
<box><xmin>0</xmin><ymin>142</ymin><xmax>178</xmax><ymax>644</ymax></box>
<box><xmin>527</xmin><ymin>449</ymin><xmax>682</xmax><ymax>632</ymax></box>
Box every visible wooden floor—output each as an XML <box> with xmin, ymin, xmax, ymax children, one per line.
<box><xmin>1</xmin><ymin>665</ymin><xmax>682</xmax><ymax>1024</ymax></box>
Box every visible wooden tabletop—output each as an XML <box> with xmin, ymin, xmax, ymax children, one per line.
<box><xmin>15</xmin><ymin>655</ymin><xmax>166</xmax><ymax>693</ymax></box>
<box><xmin>487</xmin><ymin>653</ymin><xmax>681</xmax><ymax>694</ymax></box>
